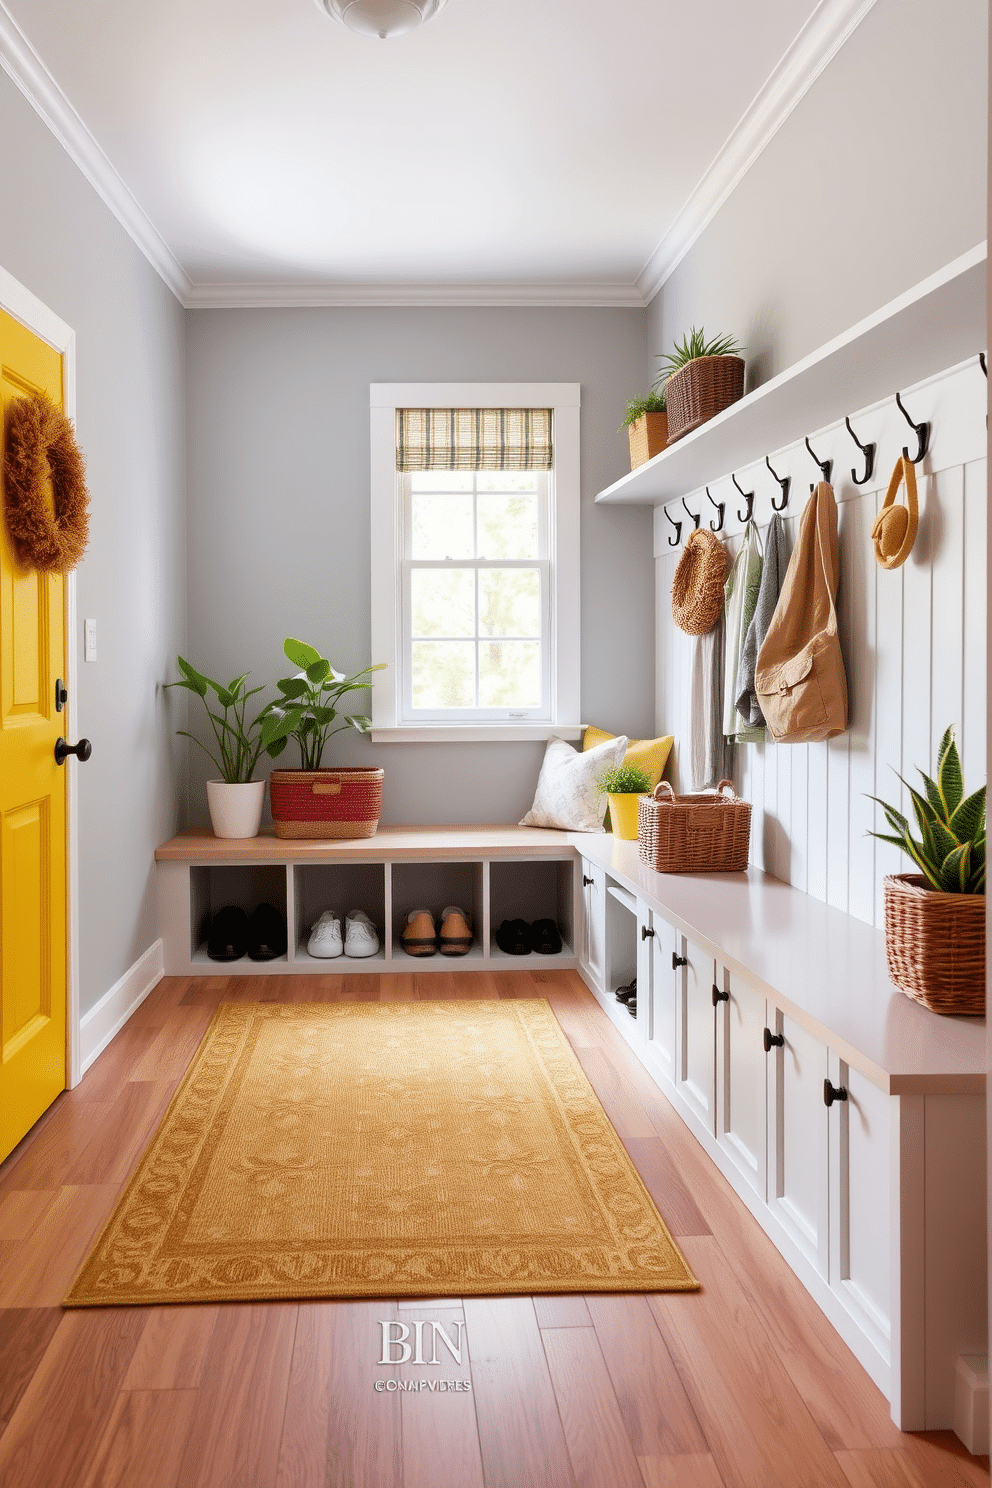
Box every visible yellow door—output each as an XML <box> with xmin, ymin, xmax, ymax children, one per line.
<box><xmin>0</xmin><ymin>308</ymin><xmax>67</xmax><ymax>1162</ymax></box>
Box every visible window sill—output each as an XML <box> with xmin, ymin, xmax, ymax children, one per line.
<box><xmin>369</xmin><ymin>724</ymin><xmax>584</xmax><ymax>744</ymax></box>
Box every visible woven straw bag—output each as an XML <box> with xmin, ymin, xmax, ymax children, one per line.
<box><xmin>883</xmin><ymin>874</ymin><xmax>985</xmax><ymax>1015</ymax></box>
<box><xmin>638</xmin><ymin>779</ymin><xmax>751</xmax><ymax>873</ymax></box>
<box><xmin>671</xmin><ymin>529</ymin><xmax>728</xmax><ymax>635</ymax></box>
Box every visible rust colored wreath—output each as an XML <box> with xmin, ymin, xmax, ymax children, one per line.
<box><xmin>3</xmin><ymin>393</ymin><xmax>90</xmax><ymax>572</ymax></box>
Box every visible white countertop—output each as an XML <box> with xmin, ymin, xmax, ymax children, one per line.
<box><xmin>573</xmin><ymin>835</ymin><xmax>987</xmax><ymax>1096</ymax></box>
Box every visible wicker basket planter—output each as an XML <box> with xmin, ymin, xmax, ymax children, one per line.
<box><xmin>269</xmin><ymin>767</ymin><xmax>384</xmax><ymax>840</ymax></box>
<box><xmin>627</xmin><ymin>412</ymin><xmax>668</xmax><ymax>469</ymax></box>
<box><xmin>638</xmin><ymin>779</ymin><xmax>751</xmax><ymax>873</ymax></box>
<box><xmin>665</xmin><ymin>356</ymin><xmax>745</xmax><ymax>444</ymax></box>
<box><xmin>883</xmin><ymin>874</ymin><xmax>985</xmax><ymax>1015</ymax></box>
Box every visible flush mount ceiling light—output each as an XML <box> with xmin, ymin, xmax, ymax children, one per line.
<box><xmin>315</xmin><ymin>0</ymin><xmax>448</xmax><ymax>40</ymax></box>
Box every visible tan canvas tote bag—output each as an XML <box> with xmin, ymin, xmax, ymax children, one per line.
<box><xmin>754</xmin><ymin>482</ymin><xmax>848</xmax><ymax>743</ymax></box>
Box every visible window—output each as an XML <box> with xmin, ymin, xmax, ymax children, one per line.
<box><xmin>370</xmin><ymin>384</ymin><xmax>580</xmax><ymax>742</ymax></box>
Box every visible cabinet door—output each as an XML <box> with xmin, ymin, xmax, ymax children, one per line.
<box><xmin>769</xmin><ymin>1013</ymin><xmax>829</xmax><ymax>1277</ymax></box>
<box><xmin>829</xmin><ymin>1056</ymin><xmax>891</xmax><ymax>1355</ymax></box>
<box><xmin>716</xmin><ymin>967</ymin><xmax>768</xmax><ymax>1200</ymax></box>
<box><xmin>579</xmin><ymin>859</ymin><xmax>605</xmax><ymax>992</ymax></box>
<box><xmin>675</xmin><ymin>936</ymin><xmax>716</xmax><ymax>1137</ymax></box>
<box><xmin>648</xmin><ymin>912</ymin><xmax>678</xmax><ymax>1086</ymax></box>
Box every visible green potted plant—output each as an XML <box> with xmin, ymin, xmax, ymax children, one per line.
<box><xmin>868</xmin><ymin>725</ymin><xmax>985</xmax><ymax>1014</ymax></box>
<box><xmin>259</xmin><ymin>638</ymin><xmax>387</xmax><ymax>840</ymax></box>
<box><xmin>167</xmin><ymin>657</ymin><xmax>269</xmax><ymax>839</ymax></box>
<box><xmin>598</xmin><ymin>762</ymin><xmax>652</xmax><ymax>841</ymax></box>
<box><xmin>620</xmin><ymin>390</ymin><xmax>668</xmax><ymax>470</ymax></box>
<box><xmin>655</xmin><ymin>326</ymin><xmax>744</xmax><ymax>444</ymax></box>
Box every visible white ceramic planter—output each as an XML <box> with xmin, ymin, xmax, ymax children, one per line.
<box><xmin>206</xmin><ymin>780</ymin><xmax>266</xmax><ymax>839</ymax></box>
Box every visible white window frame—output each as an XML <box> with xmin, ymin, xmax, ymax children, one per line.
<box><xmin>370</xmin><ymin>382</ymin><xmax>581</xmax><ymax>743</ymax></box>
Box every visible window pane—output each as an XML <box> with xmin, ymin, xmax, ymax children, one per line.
<box><xmin>410</xmin><ymin>472</ymin><xmax>473</xmax><ymax>492</ymax></box>
<box><xmin>412</xmin><ymin>641</ymin><xmax>475</xmax><ymax>708</ymax></box>
<box><xmin>411</xmin><ymin>569</ymin><xmax>475</xmax><ymax>637</ymax></box>
<box><xmin>479</xmin><ymin>641</ymin><xmax>541</xmax><ymax>708</ymax></box>
<box><xmin>476</xmin><ymin>472</ymin><xmax>538</xmax><ymax>493</ymax></box>
<box><xmin>411</xmin><ymin>494</ymin><xmax>473</xmax><ymax>559</ymax></box>
<box><xmin>477</xmin><ymin>493</ymin><xmax>539</xmax><ymax>559</ymax></box>
<box><xmin>478</xmin><ymin>569</ymin><xmax>541</xmax><ymax>637</ymax></box>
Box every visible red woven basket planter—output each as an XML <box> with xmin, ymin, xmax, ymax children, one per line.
<box><xmin>269</xmin><ymin>767</ymin><xmax>384</xmax><ymax>840</ymax></box>
<box><xmin>664</xmin><ymin>356</ymin><xmax>745</xmax><ymax>443</ymax></box>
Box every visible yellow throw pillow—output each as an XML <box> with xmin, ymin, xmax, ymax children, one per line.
<box><xmin>582</xmin><ymin>725</ymin><xmax>674</xmax><ymax>790</ymax></box>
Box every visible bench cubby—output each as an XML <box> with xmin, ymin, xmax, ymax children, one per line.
<box><xmin>488</xmin><ymin>858</ymin><xmax>573</xmax><ymax>963</ymax></box>
<box><xmin>189</xmin><ymin>863</ymin><xmax>289</xmax><ymax>965</ymax></box>
<box><xmin>293</xmin><ymin>862</ymin><xmax>388</xmax><ymax>964</ymax></box>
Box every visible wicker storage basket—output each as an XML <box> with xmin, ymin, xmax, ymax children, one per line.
<box><xmin>665</xmin><ymin>356</ymin><xmax>745</xmax><ymax>444</ymax></box>
<box><xmin>882</xmin><ymin>874</ymin><xmax>985</xmax><ymax>1015</ymax></box>
<box><xmin>627</xmin><ymin>411</ymin><xmax>668</xmax><ymax>469</ymax></box>
<box><xmin>269</xmin><ymin>767</ymin><xmax>384</xmax><ymax>840</ymax></box>
<box><xmin>638</xmin><ymin>779</ymin><xmax>751</xmax><ymax>873</ymax></box>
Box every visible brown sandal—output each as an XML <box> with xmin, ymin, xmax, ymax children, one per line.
<box><xmin>400</xmin><ymin>909</ymin><xmax>437</xmax><ymax>956</ymax></box>
<box><xmin>439</xmin><ymin>906</ymin><xmax>473</xmax><ymax>956</ymax></box>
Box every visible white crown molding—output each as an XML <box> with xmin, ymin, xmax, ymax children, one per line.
<box><xmin>636</xmin><ymin>0</ymin><xmax>879</xmax><ymax>305</ymax></box>
<box><xmin>183</xmin><ymin>278</ymin><xmax>647</xmax><ymax>309</ymax></box>
<box><xmin>0</xmin><ymin>3</ymin><xmax>191</xmax><ymax>304</ymax></box>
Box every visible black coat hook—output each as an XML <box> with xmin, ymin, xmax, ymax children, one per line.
<box><xmin>765</xmin><ymin>456</ymin><xmax>790</xmax><ymax>512</ymax></box>
<box><xmin>844</xmin><ymin>416</ymin><xmax>876</xmax><ymax>486</ymax></box>
<box><xmin>706</xmin><ymin>485</ymin><xmax>725</xmax><ymax>532</ymax></box>
<box><xmin>804</xmin><ymin>436</ymin><xmax>832</xmax><ymax>491</ymax></box>
<box><xmin>664</xmin><ymin>505</ymin><xmax>683</xmax><ymax>547</ymax></box>
<box><xmin>681</xmin><ymin>496</ymin><xmax>700</xmax><ymax>529</ymax></box>
<box><xmin>895</xmin><ymin>390</ymin><xmax>929</xmax><ymax>464</ymax></box>
<box><xmin>731</xmin><ymin>472</ymin><xmax>754</xmax><ymax>523</ymax></box>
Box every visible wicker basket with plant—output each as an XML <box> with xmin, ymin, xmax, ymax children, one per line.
<box><xmin>656</xmin><ymin>327</ymin><xmax>744</xmax><ymax>443</ymax></box>
<box><xmin>869</xmin><ymin>726</ymin><xmax>985</xmax><ymax>1014</ymax></box>
<box><xmin>619</xmin><ymin>391</ymin><xmax>668</xmax><ymax>470</ymax></box>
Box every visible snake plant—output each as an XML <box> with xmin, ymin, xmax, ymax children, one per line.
<box><xmin>655</xmin><ymin>327</ymin><xmax>743</xmax><ymax>388</ymax></box>
<box><xmin>868</xmin><ymin>726</ymin><xmax>986</xmax><ymax>894</ymax></box>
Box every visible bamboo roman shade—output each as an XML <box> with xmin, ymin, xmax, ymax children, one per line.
<box><xmin>396</xmin><ymin>408</ymin><xmax>553</xmax><ymax>471</ymax></box>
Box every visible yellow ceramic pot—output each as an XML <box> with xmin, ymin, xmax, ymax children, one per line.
<box><xmin>608</xmin><ymin>792</ymin><xmax>643</xmax><ymax>841</ymax></box>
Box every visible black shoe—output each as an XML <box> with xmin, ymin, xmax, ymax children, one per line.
<box><xmin>626</xmin><ymin>997</ymin><xmax>637</xmax><ymax>1017</ymax></box>
<box><xmin>247</xmin><ymin>902</ymin><xmax>287</xmax><ymax>961</ymax></box>
<box><xmin>207</xmin><ymin>904</ymin><xmax>249</xmax><ymax>961</ymax></box>
<box><xmin>615</xmin><ymin>977</ymin><xmax>637</xmax><ymax>1003</ymax></box>
<box><xmin>496</xmin><ymin>919</ymin><xmax>531</xmax><ymax>954</ymax></box>
<box><xmin>529</xmin><ymin>919</ymin><xmax>562</xmax><ymax>955</ymax></box>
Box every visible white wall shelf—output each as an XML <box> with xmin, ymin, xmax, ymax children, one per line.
<box><xmin>595</xmin><ymin>243</ymin><xmax>986</xmax><ymax>506</ymax></box>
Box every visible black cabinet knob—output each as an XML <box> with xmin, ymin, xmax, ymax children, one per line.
<box><xmin>641</xmin><ymin>924</ymin><xmax>655</xmax><ymax>940</ymax></box>
<box><xmin>823</xmin><ymin>1079</ymin><xmax>848</xmax><ymax>1108</ymax></box>
<box><xmin>763</xmin><ymin>1027</ymin><xmax>785</xmax><ymax>1052</ymax></box>
<box><xmin>582</xmin><ymin>875</ymin><xmax>594</xmax><ymax>887</ymax></box>
<box><xmin>672</xmin><ymin>952</ymin><xmax>687</xmax><ymax>970</ymax></box>
<box><xmin>712</xmin><ymin>984</ymin><xmax>730</xmax><ymax>1006</ymax></box>
<box><xmin>54</xmin><ymin>737</ymin><xmax>92</xmax><ymax>765</ymax></box>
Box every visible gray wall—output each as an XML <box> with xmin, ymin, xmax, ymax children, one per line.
<box><xmin>0</xmin><ymin>71</ymin><xmax>187</xmax><ymax>1017</ymax></box>
<box><xmin>184</xmin><ymin>307</ymin><xmax>652</xmax><ymax>824</ymax></box>
<box><xmin>648</xmin><ymin>0</ymin><xmax>988</xmax><ymax>389</ymax></box>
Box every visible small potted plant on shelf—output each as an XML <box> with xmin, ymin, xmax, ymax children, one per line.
<box><xmin>620</xmin><ymin>390</ymin><xmax>668</xmax><ymax>470</ymax></box>
<box><xmin>868</xmin><ymin>725</ymin><xmax>985</xmax><ymax>1014</ymax></box>
<box><xmin>259</xmin><ymin>638</ymin><xmax>387</xmax><ymax>840</ymax></box>
<box><xmin>167</xmin><ymin>657</ymin><xmax>269</xmax><ymax>839</ymax></box>
<box><xmin>598</xmin><ymin>762</ymin><xmax>653</xmax><ymax>842</ymax></box>
<box><xmin>656</xmin><ymin>326</ymin><xmax>744</xmax><ymax>444</ymax></box>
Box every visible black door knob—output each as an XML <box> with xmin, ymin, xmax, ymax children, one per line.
<box><xmin>582</xmin><ymin>875</ymin><xmax>594</xmax><ymax>887</ymax></box>
<box><xmin>712</xmin><ymin>983</ymin><xmax>729</xmax><ymax>1006</ymax></box>
<box><xmin>763</xmin><ymin>1027</ymin><xmax>785</xmax><ymax>1052</ymax></box>
<box><xmin>672</xmin><ymin>952</ymin><xmax>687</xmax><ymax>969</ymax></box>
<box><xmin>55</xmin><ymin>737</ymin><xmax>92</xmax><ymax>765</ymax></box>
<box><xmin>641</xmin><ymin>924</ymin><xmax>655</xmax><ymax>940</ymax></box>
<box><xmin>823</xmin><ymin>1079</ymin><xmax>848</xmax><ymax>1108</ymax></box>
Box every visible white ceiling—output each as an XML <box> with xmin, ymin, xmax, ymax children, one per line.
<box><xmin>0</xmin><ymin>0</ymin><xmax>864</xmax><ymax>305</ymax></box>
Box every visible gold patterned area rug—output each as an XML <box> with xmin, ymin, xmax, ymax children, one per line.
<box><xmin>65</xmin><ymin>999</ymin><xmax>697</xmax><ymax>1306</ymax></box>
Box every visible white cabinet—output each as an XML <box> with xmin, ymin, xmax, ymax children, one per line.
<box><xmin>769</xmin><ymin>1013</ymin><xmax>830</xmax><ymax>1279</ymax></box>
<box><xmin>829</xmin><ymin>1057</ymin><xmax>891</xmax><ymax>1360</ymax></box>
<box><xmin>645</xmin><ymin>908</ymin><xmax>678</xmax><ymax>1082</ymax></box>
<box><xmin>675</xmin><ymin>936</ymin><xmax>716</xmax><ymax>1138</ymax></box>
<box><xmin>579</xmin><ymin>858</ymin><xmax>605</xmax><ymax>992</ymax></box>
<box><xmin>715</xmin><ymin>967</ymin><xmax>768</xmax><ymax>1202</ymax></box>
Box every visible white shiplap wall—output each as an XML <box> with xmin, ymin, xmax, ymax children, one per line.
<box><xmin>654</xmin><ymin>357</ymin><xmax>987</xmax><ymax>929</ymax></box>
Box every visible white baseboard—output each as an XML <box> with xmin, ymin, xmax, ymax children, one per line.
<box><xmin>79</xmin><ymin>940</ymin><xmax>164</xmax><ymax>1075</ymax></box>
<box><xmin>954</xmin><ymin>1355</ymin><xmax>989</xmax><ymax>1455</ymax></box>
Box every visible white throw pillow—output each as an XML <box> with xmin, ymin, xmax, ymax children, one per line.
<box><xmin>520</xmin><ymin>734</ymin><xmax>629</xmax><ymax>833</ymax></box>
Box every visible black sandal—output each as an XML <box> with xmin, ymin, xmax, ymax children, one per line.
<box><xmin>495</xmin><ymin>919</ymin><xmax>531</xmax><ymax>955</ymax></box>
<box><xmin>529</xmin><ymin>919</ymin><xmax>562</xmax><ymax>955</ymax></box>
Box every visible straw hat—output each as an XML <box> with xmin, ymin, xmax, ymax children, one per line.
<box><xmin>671</xmin><ymin>528</ymin><xmax>729</xmax><ymax>634</ymax></box>
<box><xmin>871</xmin><ymin>454</ymin><xmax>918</xmax><ymax>569</ymax></box>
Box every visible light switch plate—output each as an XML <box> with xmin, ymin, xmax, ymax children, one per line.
<box><xmin>84</xmin><ymin>618</ymin><xmax>97</xmax><ymax>661</ymax></box>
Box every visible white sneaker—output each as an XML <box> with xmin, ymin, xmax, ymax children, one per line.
<box><xmin>344</xmin><ymin>909</ymin><xmax>380</xmax><ymax>958</ymax></box>
<box><xmin>308</xmin><ymin>910</ymin><xmax>342</xmax><ymax>958</ymax></box>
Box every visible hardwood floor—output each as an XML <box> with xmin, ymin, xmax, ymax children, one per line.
<box><xmin>0</xmin><ymin>969</ymin><xmax>987</xmax><ymax>1488</ymax></box>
